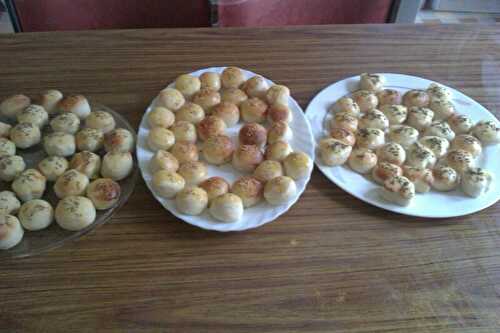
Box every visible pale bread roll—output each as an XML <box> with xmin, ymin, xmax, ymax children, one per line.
<box><xmin>149</xmin><ymin>150</ymin><xmax>179</xmax><ymax>174</ymax></box>
<box><xmin>380</xmin><ymin>175</ymin><xmax>415</xmax><ymax>206</ymax></box>
<box><xmin>147</xmin><ymin>127</ymin><xmax>175</xmax><ymax>151</ymax></box>
<box><xmin>58</xmin><ymin>95</ymin><xmax>91</xmax><ymax>119</ymax></box>
<box><xmin>0</xmin><ymin>121</ymin><xmax>11</xmax><ymax>138</ymax></box>
<box><xmin>152</xmin><ymin>170</ymin><xmax>185</xmax><ymax>199</ymax></box>
<box><xmin>329</xmin><ymin>127</ymin><xmax>356</xmax><ymax>146</ymax></box>
<box><xmin>85</xmin><ymin>110</ymin><xmax>116</xmax><ymax>134</ymax></box>
<box><xmin>253</xmin><ymin>160</ymin><xmax>283</xmax><ymax>183</ymax></box>
<box><xmin>232</xmin><ymin>145</ymin><xmax>264</xmax><ymax>172</ymax></box>
<box><xmin>427</xmin><ymin>83</ymin><xmax>451</xmax><ymax>102</ymax></box>
<box><xmin>283</xmin><ymin>152</ymin><xmax>312</xmax><ymax>180</ymax></box>
<box><xmin>171</xmin><ymin>121</ymin><xmax>197</xmax><ymax>143</ymax></box>
<box><xmin>175</xmin><ymin>186</ymin><xmax>208</xmax><ymax>215</ymax></box>
<box><xmin>55</xmin><ymin>196</ymin><xmax>96</xmax><ymax>231</ymax></box>
<box><xmin>157</xmin><ymin>88</ymin><xmax>185</xmax><ymax>111</ymax></box>
<box><xmin>355</xmin><ymin>128</ymin><xmax>385</xmax><ymax>150</ymax></box>
<box><xmin>0</xmin><ymin>94</ymin><xmax>30</xmax><ymax>119</ymax></box>
<box><xmin>0</xmin><ymin>155</ymin><xmax>26</xmax><ymax>181</ymax></box>
<box><xmin>197</xmin><ymin>116</ymin><xmax>226</xmax><ymax>141</ymax></box>
<box><xmin>379</xmin><ymin>105</ymin><xmax>407</xmax><ymax>125</ymax></box>
<box><xmin>200</xmin><ymin>72</ymin><xmax>221</xmax><ymax>91</ymax></box>
<box><xmin>175</xmin><ymin>74</ymin><xmax>201</xmax><ymax>98</ymax></box>
<box><xmin>232</xmin><ymin>176</ymin><xmax>264</xmax><ymax>208</ymax></box>
<box><xmin>461</xmin><ymin>167</ymin><xmax>493</xmax><ymax>198</ymax></box>
<box><xmin>10</xmin><ymin>123</ymin><xmax>41</xmax><ymax>149</ymax></box>
<box><xmin>330</xmin><ymin>97</ymin><xmax>360</xmax><ymax>116</ymax></box>
<box><xmin>37</xmin><ymin>156</ymin><xmax>68</xmax><ymax>181</ymax></box>
<box><xmin>403</xmin><ymin>90</ymin><xmax>430</xmax><ymax>108</ymax></box>
<box><xmin>101</xmin><ymin>151</ymin><xmax>133</xmax><ymax>181</ymax></box>
<box><xmin>359</xmin><ymin>73</ymin><xmax>385</xmax><ymax>92</ymax></box>
<box><xmin>178</xmin><ymin>161</ymin><xmax>208</xmax><ymax>186</ymax></box>
<box><xmin>407</xmin><ymin>107</ymin><xmax>434</xmax><ymax>131</ymax></box>
<box><xmin>86</xmin><ymin>178</ymin><xmax>121</xmax><ymax>210</ymax></box>
<box><xmin>192</xmin><ymin>88</ymin><xmax>221</xmax><ymax>112</ymax></box>
<box><xmin>376</xmin><ymin>89</ymin><xmax>402</xmax><ymax>106</ymax></box>
<box><xmin>406</xmin><ymin>142</ymin><xmax>436</xmax><ymax>169</ymax></box>
<box><xmin>376</xmin><ymin>142</ymin><xmax>406</xmax><ymax>166</ymax></box>
<box><xmin>445</xmin><ymin>149</ymin><xmax>474</xmax><ymax>174</ymax></box>
<box><xmin>240</xmin><ymin>97</ymin><xmax>268</xmax><ymax>123</ymax></box>
<box><xmin>239</xmin><ymin>123</ymin><xmax>267</xmax><ymax>147</ymax></box>
<box><xmin>359</xmin><ymin>110</ymin><xmax>389</xmax><ymax>131</ymax></box>
<box><xmin>170</xmin><ymin>142</ymin><xmax>199</xmax><ymax>163</ymax></box>
<box><xmin>54</xmin><ymin>169</ymin><xmax>89</xmax><ymax>199</ymax></box>
<box><xmin>472</xmin><ymin>120</ymin><xmax>500</xmax><ymax>145</ymax></box>
<box><xmin>0</xmin><ymin>138</ymin><xmax>16</xmax><ymax>159</ymax></box>
<box><xmin>37</xmin><ymin>89</ymin><xmax>63</xmax><ymax>114</ymax></box>
<box><xmin>265</xmin><ymin>141</ymin><xmax>292</xmax><ymax>162</ymax></box>
<box><xmin>419</xmin><ymin>136</ymin><xmax>449</xmax><ymax>158</ymax></box>
<box><xmin>423</xmin><ymin>121</ymin><xmax>455</xmax><ymax>141</ymax></box>
<box><xmin>18</xmin><ymin>199</ymin><xmax>54</xmax><ymax>231</ymax></box>
<box><xmin>17</xmin><ymin>104</ymin><xmax>48</xmax><ymax>128</ymax></box>
<box><xmin>347</xmin><ymin>148</ymin><xmax>377</xmax><ymax>174</ymax></box>
<box><xmin>50</xmin><ymin>112</ymin><xmax>80</xmax><ymax>134</ymax></box>
<box><xmin>148</xmin><ymin>107</ymin><xmax>175</xmax><ymax>128</ymax></box>
<box><xmin>352</xmin><ymin>90</ymin><xmax>378</xmax><ymax>112</ymax></box>
<box><xmin>75</xmin><ymin>128</ymin><xmax>104</xmax><ymax>152</ymax></box>
<box><xmin>451</xmin><ymin>134</ymin><xmax>482</xmax><ymax>158</ymax></box>
<box><xmin>402</xmin><ymin>166</ymin><xmax>433</xmax><ymax>193</ymax></box>
<box><xmin>243</xmin><ymin>75</ymin><xmax>268</xmax><ymax>99</ymax></box>
<box><xmin>429</xmin><ymin>99</ymin><xmax>455</xmax><ymax>121</ymax></box>
<box><xmin>200</xmin><ymin>177</ymin><xmax>230</xmax><ymax>204</ymax></box>
<box><xmin>267</xmin><ymin>104</ymin><xmax>293</xmax><ymax>124</ymax></box>
<box><xmin>221</xmin><ymin>88</ymin><xmax>248</xmax><ymax>106</ymax></box>
<box><xmin>331</xmin><ymin>112</ymin><xmax>358</xmax><ymax>132</ymax></box>
<box><xmin>387</xmin><ymin>125</ymin><xmax>419</xmax><ymax>149</ymax></box>
<box><xmin>318</xmin><ymin>138</ymin><xmax>352</xmax><ymax>166</ymax></box>
<box><xmin>11</xmin><ymin>169</ymin><xmax>46</xmax><ymax>202</ymax></box>
<box><xmin>209</xmin><ymin>193</ymin><xmax>244</xmax><ymax>222</ymax></box>
<box><xmin>221</xmin><ymin>67</ymin><xmax>245</xmax><ymax>89</ymax></box>
<box><xmin>202</xmin><ymin>135</ymin><xmax>234</xmax><ymax>165</ymax></box>
<box><xmin>267</xmin><ymin>121</ymin><xmax>293</xmax><ymax>145</ymax></box>
<box><xmin>0</xmin><ymin>191</ymin><xmax>21</xmax><ymax>215</ymax></box>
<box><xmin>211</xmin><ymin>102</ymin><xmax>240</xmax><ymax>127</ymax></box>
<box><xmin>104</xmin><ymin>128</ymin><xmax>134</xmax><ymax>153</ymax></box>
<box><xmin>447</xmin><ymin>114</ymin><xmax>473</xmax><ymax>135</ymax></box>
<box><xmin>266</xmin><ymin>85</ymin><xmax>290</xmax><ymax>106</ymax></box>
<box><xmin>432</xmin><ymin>166</ymin><xmax>459</xmax><ymax>192</ymax></box>
<box><xmin>69</xmin><ymin>151</ymin><xmax>101</xmax><ymax>179</ymax></box>
<box><xmin>263</xmin><ymin>176</ymin><xmax>296</xmax><ymax>205</ymax></box>
<box><xmin>43</xmin><ymin>132</ymin><xmax>76</xmax><ymax>157</ymax></box>
<box><xmin>372</xmin><ymin>162</ymin><xmax>402</xmax><ymax>185</ymax></box>
<box><xmin>0</xmin><ymin>214</ymin><xmax>24</xmax><ymax>250</ymax></box>
<box><xmin>176</xmin><ymin>102</ymin><xmax>205</xmax><ymax>124</ymax></box>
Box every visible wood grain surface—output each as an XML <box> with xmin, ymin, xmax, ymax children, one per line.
<box><xmin>1</xmin><ymin>24</ymin><xmax>500</xmax><ymax>332</ymax></box>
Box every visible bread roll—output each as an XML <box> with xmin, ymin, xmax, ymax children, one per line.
<box><xmin>423</xmin><ymin>121</ymin><xmax>455</xmax><ymax>141</ymax></box>
<box><xmin>429</xmin><ymin>99</ymin><xmax>455</xmax><ymax>121</ymax></box>
<box><xmin>265</xmin><ymin>141</ymin><xmax>292</xmax><ymax>162</ymax></box>
<box><xmin>376</xmin><ymin>89</ymin><xmax>402</xmax><ymax>106</ymax></box>
<box><xmin>17</xmin><ymin>104</ymin><xmax>48</xmax><ymax>128</ymax></box>
<box><xmin>10</xmin><ymin>123</ymin><xmax>41</xmax><ymax>149</ymax></box>
<box><xmin>101</xmin><ymin>151</ymin><xmax>133</xmax><ymax>181</ymax></box>
<box><xmin>432</xmin><ymin>166</ymin><xmax>459</xmax><ymax>192</ymax></box>
<box><xmin>0</xmin><ymin>214</ymin><xmax>23</xmax><ymax>250</ymax></box>
<box><xmin>175</xmin><ymin>74</ymin><xmax>201</xmax><ymax>98</ymax></box>
<box><xmin>175</xmin><ymin>186</ymin><xmax>208</xmax><ymax>215</ymax></box>
<box><xmin>451</xmin><ymin>134</ymin><xmax>482</xmax><ymax>158</ymax></box>
<box><xmin>402</xmin><ymin>166</ymin><xmax>433</xmax><ymax>193</ymax></box>
<box><xmin>406</xmin><ymin>142</ymin><xmax>436</xmax><ymax>169</ymax></box>
<box><xmin>38</xmin><ymin>156</ymin><xmax>68</xmax><ymax>181</ymax></box>
<box><xmin>221</xmin><ymin>67</ymin><xmax>245</xmax><ymax>89</ymax></box>
<box><xmin>331</xmin><ymin>112</ymin><xmax>358</xmax><ymax>132</ymax></box>
<box><xmin>18</xmin><ymin>199</ymin><xmax>54</xmax><ymax>231</ymax></box>
<box><xmin>211</xmin><ymin>102</ymin><xmax>240</xmax><ymax>127</ymax></box>
<box><xmin>170</xmin><ymin>141</ymin><xmax>199</xmax><ymax>163</ymax></box>
<box><xmin>359</xmin><ymin>110</ymin><xmax>389</xmax><ymax>131</ymax></box>
<box><xmin>447</xmin><ymin>114</ymin><xmax>473</xmax><ymax>135</ymax></box>
<box><xmin>176</xmin><ymin>102</ymin><xmax>205</xmax><ymax>124</ymax></box>
<box><xmin>200</xmin><ymin>72</ymin><xmax>221</xmax><ymax>91</ymax></box>
<box><xmin>192</xmin><ymin>88</ymin><xmax>221</xmax><ymax>112</ymax></box>
<box><xmin>197</xmin><ymin>115</ymin><xmax>226</xmax><ymax>141</ymax></box>
<box><xmin>403</xmin><ymin>90</ymin><xmax>430</xmax><ymax>108</ymax></box>
<box><xmin>267</xmin><ymin>104</ymin><xmax>293</xmax><ymax>123</ymax></box>
<box><xmin>348</xmin><ymin>148</ymin><xmax>377</xmax><ymax>174</ymax></box>
<box><xmin>50</xmin><ymin>112</ymin><xmax>80</xmax><ymax>134</ymax></box>
<box><xmin>263</xmin><ymin>176</ymin><xmax>296</xmax><ymax>205</ymax></box>
<box><xmin>352</xmin><ymin>90</ymin><xmax>378</xmax><ymax>112</ymax></box>
<box><xmin>148</xmin><ymin>106</ymin><xmax>175</xmax><ymax>129</ymax></box>
<box><xmin>329</xmin><ymin>127</ymin><xmax>356</xmax><ymax>146</ymax></box>
<box><xmin>232</xmin><ymin>176</ymin><xmax>264</xmax><ymax>208</ymax></box>
<box><xmin>171</xmin><ymin>121</ymin><xmax>197</xmax><ymax>143</ymax></box>
<box><xmin>75</xmin><ymin>128</ymin><xmax>104</xmax><ymax>152</ymax></box>
<box><xmin>471</xmin><ymin>120</ymin><xmax>500</xmax><ymax>145</ymax></box>
<box><xmin>149</xmin><ymin>150</ymin><xmax>179</xmax><ymax>173</ymax></box>
<box><xmin>419</xmin><ymin>136</ymin><xmax>449</xmax><ymax>158</ymax></box>
<box><xmin>70</xmin><ymin>151</ymin><xmax>101</xmax><ymax>179</ymax></box>
<box><xmin>407</xmin><ymin>107</ymin><xmax>434</xmax><ymax>131</ymax></box>
<box><xmin>355</xmin><ymin>128</ymin><xmax>385</xmax><ymax>150</ymax></box>
<box><xmin>0</xmin><ymin>138</ymin><xmax>15</xmax><ymax>159</ymax></box>
<box><xmin>427</xmin><ymin>83</ymin><xmax>451</xmax><ymax>102</ymax></box>
<box><xmin>11</xmin><ymin>169</ymin><xmax>46</xmax><ymax>202</ymax></box>
<box><xmin>0</xmin><ymin>122</ymin><xmax>11</xmax><ymax>138</ymax></box>
<box><xmin>43</xmin><ymin>132</ymin><xmax>76</xmax><ymax>157</ymax></box>
<box><xmin>221</xmin><ymin>88</ymin><xmax>248</xmax><ymax>106</ymax></box>
<box><xmin>380</xmin><ymin>105</ymin><xmax>407</xmax><ymax>125</ymax></box>
<box><xmin>178</xmin><ymin>161</ymin><xmax>208</xmax><ymax>186</ymax></box>
<box><xmin>202</xmin><ymin>135</ymin><xmax>234</xmax><ymax>165</ymax></box>
<box><xmin>0</xmin><ymin>94</ymin><xmax>30</xmax><ymax>119</ymax></box>
<box><xmin>253</xmin><ymin>160</ymin><xmax>283</xmax><ymax>182</ymax></box>
<box><xmin>55</xmin><ymin>196</ymin><xmax>96</xmax><ymax>231</ymax></box>
<box><xmin>372</xmin><ymin>162</ymin><xmax>402</xmax><ymax>185</ymax></box>
<box><xmin>266</xmin><ymin>85</ymin><xmax>290</xmax><ymax>106</ymax></box>
<box><xmin>359</xmin><ymin>73</ymin><xmax>385</xmax><ymax>92</ymax></box>
<box><xmin>210</xmin><ymin>193</ymin><xmax>244</xmax><ymax>222</ymax></box>
<box><xmin>461</xmin><ymin>167</ymin><xmax>493</xmax><ymax>197</ymax></box>
<box><xmin>240</xmin><ymin>97</ymin><xmax>268</xmax><ymax>123</ymax></box>
<box><xmin>380</xmin><ymin>175</ymin><xmax>415</xmax><ymax>206</ymax></box>
<box><xmin>283</xmin><ymin>152</ymin><xmax>312</xmax><ymax>180</ymax></box>
<box><xmin>147</xmin><ymin>127</ymin><xmax>175</xmax><ymax>151</ymax></box>
<box><xmin>37</xmin><ymin>89</ymin><xmax>63</xmax><ymax>114</ymax></box>
<box><xmin>232</xmin><ymin>145</ymin><xmax>264</xmax><ymax>172</ymax></box>
<box><xmin>86</xmin><ymin>178</ymin><xmax>121</xmax><ymax>210</ymax></box>
<box><xmin>152</xmin><ymin>170</ymin><xmax>185</xmax><ymax>199</ymax></box>
<box><xmin>387</xmin><ymin>125</ymin><xmax>419</xmax><ymax>148</ymax></box>
<box><xmin>445</xmin><ymin>149</ymin><xmax>474</xmax><ymax>174</ymax></box>
<box><xmin>376</xmin><ymin>142</ymin><xmax>406</xmax><ymax>166</ymax></box>
<box><xmin>330</xmin><ymin>97</ymin><xmax>360</xmax><ymax>117</ymax></box>
<box><xmin>104</xmin><ymin>128</ymin><xmax>134</xmax><ymax>153</ymax></box>
<box><xmin>267</xmin><ymin>121</ymin><xmax>293</xmax><ymax>144</ymax></box>
<box><xmin>58</xmin><ymin>95</ymin><xmax>91</xmax><ymax>119</ymax></box>
<box><xmin>0</xmin><ymin>191</ymin><xmax>21</xmax><ymax>215</ymax></box>
<box><xmin>243</xmin><ymin>75</ymin><xmax>268</xmax><ymax>99</ymax></box>
<box><xmin>157</xmin><ymin>88</ymin><xmax>185</xmax><ymax>111</ymax></box>
<box><xmin>239</xmin><ymin>123</ymin><xmax>267</xmax><ymax>147</ymax></box>
<box><xmin>0</xmin><ymin>155</ymin><xmax>25</xmax><ymax>181</ymax></box>
<box><xmin>54</xmin><ymin>169</ymin><xmax>89</xmax><ymax>198</ymax></box>
<box><xmin>85</xmin><ymin>110</ymin><xmax>116</xmax><ymax>134</ymax></box>
<box><xmin>200</xmin><ymin>177</ymin><xmax>230</xmax><ymax>203</ymax></box>
<box><xmin>318</xmin><ymin>138</ymin><xmax>352</xmax><ymax>166</ymax></box>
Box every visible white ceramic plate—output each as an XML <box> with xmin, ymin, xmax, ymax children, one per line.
<box><xmin>306</xmin><ymin>73</ymin><xmax>500</xmax><ymax>218</ymax></box>
<box><xmin>137</xmin><ymin>67</ymin><xmax>315</xmax><ymax>231</ymax></box>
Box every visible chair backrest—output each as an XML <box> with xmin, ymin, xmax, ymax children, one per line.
<box><xmin>217</xmin><ymin>0</ymin><xmax>394</xmax><ymax>27</ymax></box>
<box><xmin>12</xmin><ymin>0</ymin><xmax>210</xmax><ymax>32</ymax></box>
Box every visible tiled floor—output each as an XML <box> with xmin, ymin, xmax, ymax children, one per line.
<box><xmin>416</xmin><ymin>9</ymin><xmax>500</xmax><ymax>24</ymax></box>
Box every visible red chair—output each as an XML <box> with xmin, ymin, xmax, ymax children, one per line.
<box><xmin>9</xmin><ymin>0</ymin><xmax>210</xmax><ymax>32</ymax></box>
<box><xmin>216</xmin><ymin>0</ymin><xmax>395</xmax><ymax>27</ymax></box>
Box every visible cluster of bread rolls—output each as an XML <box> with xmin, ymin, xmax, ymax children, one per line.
<box><xmin>318</xmin><ymin>73</ymin><xmax>498</xmax><ymax>206</ymax></box>
<box><xmin>0</xmin><ymin>91</ymin><xmax>134</xmax><ymax>250</ymax></box>
<box><xmin>149</xmin><ymin>67</ymin><xmax>312</xmax><ymax>222</ymax></box>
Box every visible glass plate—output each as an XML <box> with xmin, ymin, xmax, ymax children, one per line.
<box><xmin>0</xmin><ymin>103</ymin><xmax>138</xmax><ymax>259</ymax></box>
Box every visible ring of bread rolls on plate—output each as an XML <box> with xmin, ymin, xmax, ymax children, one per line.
<box><xmin>0</xmin><ymin>91</ymin><xmax>134</xmax><ymax>250</ymax></box>
<box><xmin>148</xmin><ymin>67</ymin><xmax>312</xmax><ymax>223</ymax></box>
<box><xmin>318</xmin><ymin>73</ymin><xmax>498</xmax><ymax>206</ymax></box>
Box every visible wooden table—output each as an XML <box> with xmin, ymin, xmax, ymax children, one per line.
<box><xmin>1</xmin><ymin>24</ymin><xmax>499</xmax><ymax>332</ymax></box>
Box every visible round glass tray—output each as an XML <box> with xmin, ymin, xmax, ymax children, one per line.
<box><xmin>0</xmin><ymin>103</ymin><xmax>138</xmax><ymax>259</ymax></box>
